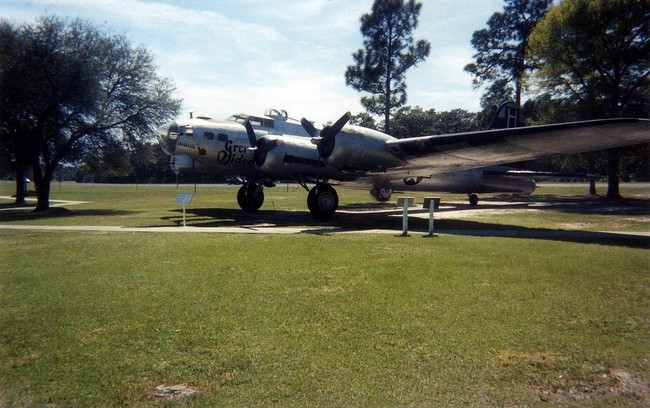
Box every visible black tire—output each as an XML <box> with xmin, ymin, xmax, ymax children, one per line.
<box><xmin>237</xmin><ymin>183</ymin><xmax>264</xmax><ymax>212</ymax></box>
<box><xmin>468</xmin><ymin>193</ymin><xmax>479</xmax><ymax>206</ymax></box>
<box><xmin>307</xmin><ymin>183</ymin><xmax>338</xmax><ymax>220</ymax></box>
<box><xmin>369</xmin><ymin>187</ymin><xmax>393</xmax><ymax>202</ymax></box>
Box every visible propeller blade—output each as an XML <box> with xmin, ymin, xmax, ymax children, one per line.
<box><xmin>243</xmin><ymin>119</ymin><xmax>256</xmax><ymax>147</ymax></box>
<box><xmin>321</xmin><ymin>111</ymin><xmax>351</xmax><ymax>140</ymax></box>
<box><xmin>317</xmin><ymin>112</ymin><xmax>351</xmax><ymax>159</ymax></box>
<box><xmin>253</xmin><ymin>137</ymin><xmax>281</xmax><ymax>167</ymax></box>
<box><xmin>300</xmin><ymin>118</ymin><xmax>319</xmax><ymax>138</ymax></box>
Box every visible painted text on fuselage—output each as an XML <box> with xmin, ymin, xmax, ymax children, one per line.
<box><xmin>217</xmin><ymin>140</ymin><xmax>254</xmax><ymax>167</ymax></box>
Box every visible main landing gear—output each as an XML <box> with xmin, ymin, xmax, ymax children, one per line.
<box><xmin>307</xmin><ymin>183</ymin><xmax>338</xmax><ymax>220</ymax></box>
<box><xmin>237</xmin><ymin>182</ymin><xmax>264</xmax><ymax>212</ymax></box>
<box><xmin>468</xmin><ymin>193</ymin><xmax>479</xmax><ymax>206</ymax></box>
<box><xmin>236</xmin><ymin>181</ymin><xmax>339</xmax><ymax>220</ymax></box>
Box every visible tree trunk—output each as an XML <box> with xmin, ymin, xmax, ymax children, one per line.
<box><xmin>515</xmin><ymin>79</ymin><xmax>522</xmax><ymax>108</ymax></box>
<box><xmin>32</xmin><ymin>161</ymin><xmax>52</xmax><ymax>212</ymax></box>
<box><xmin>606</xmin><ymin>148</ymin><xmax>621</xmax><ymax>199</ymax></box>
<box><xmin>384</xmin><ymin>80</ymin><xmax>391</xmax><ymax>134</ymax></box>
<box><xmin>34</xmin><ymin>176</ymin><xmax>51</xmax><ymax>212</ymax></box>
<box><xmin>13</xmin><ymin>167</ymin><xmax>26</xmax><ymax>205</ymax></box>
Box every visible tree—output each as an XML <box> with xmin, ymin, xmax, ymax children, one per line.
<box><xmin>0</xmin><ymin>16</ymin><xmax>181</xmax><ymax>211</ymax></box>
<box><xmin>390</xmin><ymin>106</ymin><xmax>435</xmax><ymax>138</ymax></box>
<box><xmin>345</xmin><ymin>0</ymin><xmax>430</xmax><ymax>134</ymax></box>
<box><xmin>0</xmin><ymin>21</ymin><xmax>30</xmax><ymax>204</ymax></box>
<box><xmin>81</xmin><ymin>138</ymin><xmax>134</xmax><ymax>183</ymax></box>
<box><xmin>527</xmin><ymin>0</ymin><xmax>650</xmax><ymax>198</ymax></box>
<box><xmin>349</xmin><ymin>112</ymin><xmax>379</xmax><ymax>130</ymax></box>
<box><xmin>465</xmin><ymin>0</ymin><xmax>552</xmax><ymax>107</ymax></box>
<box><xmin>390</xmin><ymin>106</ymin><xmax>480</xmax><ymax>139</ymax></box>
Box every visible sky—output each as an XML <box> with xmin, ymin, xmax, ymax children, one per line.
<box><xmin>1</xmin><ymin>0</ymin><xmax>506</xmax><ymax>125</ymax></box>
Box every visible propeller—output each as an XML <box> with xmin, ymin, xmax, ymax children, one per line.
<box><xmin>243</xmin><ymin>119</ymin><xmax>281</xmax><ymax>167</ymax></box>
<box><xmin>301</xmin><ymin>112</ymin><xmax>351</xmax><ymax>159</ymax></box>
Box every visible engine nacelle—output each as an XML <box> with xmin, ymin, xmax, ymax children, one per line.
<box><xmin>255</xmin><ymin>136</ymin><xmax>324</xmax><ymax>176</ymax></box>
<box><xmin>322</xmin><ymin>127</ymin><xmax>403</xmax><ymax>172</ymax></box>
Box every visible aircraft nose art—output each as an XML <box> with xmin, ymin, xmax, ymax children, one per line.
<box><xmin>157</xmin><ymin>121</ymin><xmax>179</xmax><ymax>155</ymax></box>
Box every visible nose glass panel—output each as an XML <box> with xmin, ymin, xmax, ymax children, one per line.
<box><xmin>157</xmin><ymin>121</ymin><xmax>179</xmax><ymax>154</ymax></box>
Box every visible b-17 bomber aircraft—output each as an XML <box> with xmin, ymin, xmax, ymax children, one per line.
<box><xmin>155</xmin><ymin>104</ymin><xmax>649</xmax><ymax>219</ymax></box>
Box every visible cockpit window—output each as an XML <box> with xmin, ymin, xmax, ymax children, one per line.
<box><xmin>227</xmin><ymin>115</ymin><xmax>247</xmax><ymax>124</ymax></box>
<box><xmin>226</xmin><ymin>114</ymin><xmax>274</xmax><ymax>128</ymax></box>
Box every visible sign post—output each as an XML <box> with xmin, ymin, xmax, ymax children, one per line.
<box><xmin>396</xmin><ymin>197</ymin><xmax>414</xmax><ymax>236</ymax></box>
<box><xmin>175</xmin><ymin>193</ymin><xmax>194</xmax><ymax>227</ymax></box>
<box><xmin>423</xmin><ymin>197</ymin><xmax>440</xmax><ymax>236</ymax></box>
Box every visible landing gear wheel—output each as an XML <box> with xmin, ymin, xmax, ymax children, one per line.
<box><xmin>370</xmin><ymin>187</ymin><xmax>393</xmax><ymax>202</ymax></box>
<box><xmin>468</xmin><ymin>193</ymin><xmax>479</xmax><ymax>206</ymax></box>
<box><xmin>308</xmin><ymin>183</ymin><xmax>338</xmax><ymax>220</ymax></box>
<box><xmin>237</xmin><ymin>183</ymin><xmax>264</xmax><ymax>212</ymax></box>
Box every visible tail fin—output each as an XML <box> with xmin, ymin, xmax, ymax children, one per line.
<box><xmin>488</xmin><ymin>101</ymin><xmax>525</xmax><ymax>130</ymax></box>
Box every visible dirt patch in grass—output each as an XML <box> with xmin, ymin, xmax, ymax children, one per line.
<box><xmin>497</xmin><ymin>351</ymin><xmax>648</xmax><ymax>404</ymax></box>
<box><xmin>537</xmin><ymin>367</ymin><xmax>648</xmax><ymax>404</ymax></box>
<box><xmin>147</xmin><ymin>384</ymin><xmax>199</xmax><ymax>401</ymax></box>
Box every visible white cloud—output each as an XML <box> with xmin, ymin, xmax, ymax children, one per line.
<box><xmin>1</xmin><ymin>0</ymin><xmax>503</xmax><ymax>124</ymax></box>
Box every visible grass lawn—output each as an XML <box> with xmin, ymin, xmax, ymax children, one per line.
<box><xmin>1</xmin><ymin>182</ymin><xmax>649</xmax><ymax>406</ymax></box>
<box><xmin>1</xmin><ymin>181</ymin><xmax>649</xmax><ymax>232</ymax></box>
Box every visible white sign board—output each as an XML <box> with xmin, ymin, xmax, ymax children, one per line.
<box><xmin>176</xmin><ymin>193</ymin><xmax>193</xmax><ymax>205</ymax></box>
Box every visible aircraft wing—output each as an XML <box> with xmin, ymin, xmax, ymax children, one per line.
<box><xmin>386</xmin><ymin>118</ymin><xmax>649</xmax><ymax>175</ymax></box>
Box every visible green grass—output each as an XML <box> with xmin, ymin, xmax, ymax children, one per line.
<box><xmin>1</xmin><ymin>182</ymin><xmax>649</xmax><ymax>406</ymax></box>
<box><xmin>1</xmin><ymin>232</ymin><xmax>648</xmax><ymax>406</ymax></box>
<box><xmin>1</xmin><ymin>181</ymin><xmax>649</xmax><ymax>232</ymax></box>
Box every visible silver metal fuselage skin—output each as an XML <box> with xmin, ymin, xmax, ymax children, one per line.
<box><xmin>157</xmin><ymin>116</ymin><xmax>404</xmax><ymax>180</ymax></box>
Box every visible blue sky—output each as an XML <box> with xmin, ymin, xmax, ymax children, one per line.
<box><xmin>1</xmin><ymin>0</ymin><xmax>506</xmax><ymax>125</ymax></box>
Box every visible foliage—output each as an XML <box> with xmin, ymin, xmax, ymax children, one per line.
<box><xmin>345</xmin><ymin>0</ymin><xmax>430</xmax><ymax>133</ymax></box>
<box><xmin>349</xmin><ymin>112</ymin><xmax>379</xmax><ymax>130</ymax></box>
<box><xmin>390</xmin><ymin>106</ymin><xmax>481</xmax><ymax>138</ymax></box>
<box><xmin>527</xmin><ymin>0</ymin><xmax>650</xmax><ymax>194</ymax></box>
<box><xmin>465</xmin><ymin>0</ymin><xmax>552</xmax><ymax>106</ymax></box>
<box><xmin>528</xmin><ymin>0</ymin><xmax>650</xmax><ymax>119</ymax></box>
<box><xmin>521</xmin><ymin>93</ymin><xmax>579</xmax><ymax>125</ymax></box>
<box><xmin>0</xmin><ymin>16</ymin><xmax>181</xmax><ymax>210</ymax></box>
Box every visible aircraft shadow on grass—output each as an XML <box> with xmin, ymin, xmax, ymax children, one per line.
<box><xmin>161</xmin><ymin>195</ymin><xmax>649</xmax><ymax>249</ymax></box>
<box><xmin>484</xmin><ymin>193</ymin><xmax>650</xmax><ymax>216</ymax></box>
<box><xmin>0</xmin><ymin>208</ymin><xmax>138</xmax><ymax>222</ymax></box>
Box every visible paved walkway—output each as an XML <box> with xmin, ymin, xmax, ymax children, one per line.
<box><xmin>0</xmin><ymin>196</ymin><xmax>90</xmax><ymax>211</ymax></box>
<box><xmin>1</xmin><ymin>195</ymin><xmax>648</xmax><ymax>242</ymax></box>
<box><xmin>1</xmin><ymin>224</ymin><xmax>648</xmax><ymax>244</ymax></box>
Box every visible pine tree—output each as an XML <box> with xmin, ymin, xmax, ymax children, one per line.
<box><xmin>345</xmin><ymin>0</ymin><xmax>430</xmax><ymax>134</ymax></box>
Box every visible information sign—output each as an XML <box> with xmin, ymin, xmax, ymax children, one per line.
<box><xmin>176</xmin><ymin>193</ymin><xmax>193</xmax><ymax>205</ymax></box>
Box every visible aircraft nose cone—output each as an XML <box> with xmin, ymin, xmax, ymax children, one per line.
<box><xmin>157</xmin><ymin>121</ymin><xmax>179</xmax><ymax>154</ymax></box>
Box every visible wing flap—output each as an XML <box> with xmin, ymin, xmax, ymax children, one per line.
<box><xmin>386</xmin><ymin>118</ymin><xmax>649</xmax><ymax>174</ymax></box>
